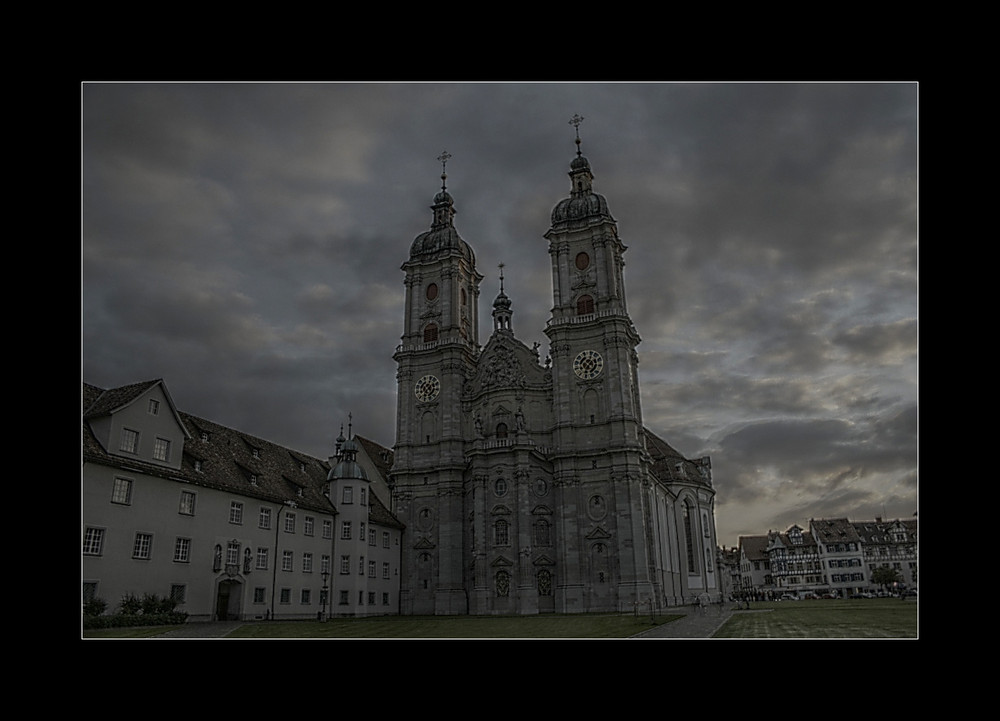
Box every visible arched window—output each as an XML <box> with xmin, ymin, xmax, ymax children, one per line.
<box><xmin>577</xmin><ymin>294</ymin><xmax>594</xmax><ymax>315</ymax></box>
<box><xmin>684</xmin><ymin>503</ymin><xmax>698</xmax><ymax>574</ymax></box>
<box><xmin>423</xmin><ymin>323</ymin><xmax>438</xmax><ymax>343</ymax></box>
<box><xmin>494</xmin><ymin>519</ymin><xmax>509</xmax><ymax>545</ymax></box>
<box><xmin>496</xmin><ymin>422</ymin><xmax>508</xmax><ymax>439</ymax></box>
<box><xmin>534</xmin><ymin>518</ymin><xmax>551</xmax><ymax>546</ymax></box>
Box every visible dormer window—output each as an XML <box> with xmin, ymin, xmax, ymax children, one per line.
<box><xmin>153</xmin><ymin>437</ymin><xmax>171</xmax><ymax>462</ymax></box>
<box><xmin>252</xmin><ymin>448</ymin><xmax>260</xmax><ymax>459</ymax></box>
<box><xmin>250</xmin><ymin>474</ymin><xmax>258</xmax><ymax>486</ymax></box>
<box><xmin>194</xmin><ymin>459</ymin><xmax>203</xmax><ymax>473</ymax></box>
<box><xmin>120</xmin><ymin>428</ymin><xmax>139</xmax><ymax>454</ymax></box>
<box><xmin>200</xmin><ymin>431</ymin><xmax>210</xmax><ymax>442</ymax></box>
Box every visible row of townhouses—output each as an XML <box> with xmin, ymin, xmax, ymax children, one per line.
<box><xmin>721</xmin><ymin>517</ymin><xmax>917</xmax><ymax>600</ymax></box>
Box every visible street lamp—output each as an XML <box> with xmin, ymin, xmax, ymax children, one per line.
<box><xmin>321</xmin><ymin>570</ymin><xmax>330</xmax><ymax>622</ymax></box>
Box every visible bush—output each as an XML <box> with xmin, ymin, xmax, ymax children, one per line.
<box><xmin>82</xmin><ymin>593</ymin><xmax>187</xmax><ymax>630</ymax></box>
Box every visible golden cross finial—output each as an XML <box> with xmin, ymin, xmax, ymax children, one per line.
<box><xmin>569</xmin><ymin>114</ymin><xmax>585</xmax><ymax>155</ymax></box>
<box><xmin>437</xmin><ymin>150</ymin><xmax>452</xmax><ymax>190</ymax></box>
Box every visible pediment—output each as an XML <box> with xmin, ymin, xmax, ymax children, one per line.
<box><xmin>413</xmin><ymin>536</ymin><xmax>436</xmax><ymax>549</ymax></box>
<box><xmin>585</xmin><ymin>526</ymin><xmax>612</xmax><ymax>540</ymax></box>
<box><xmin>491</xmin><ymin>555</ymin><xmax>514</xmax><ymax>568</ymax></box>
<box><xmin>465</xmin><ymin>334</ymin><xmax>549</xmax><ymax>397</ymax></box>
<box><xmin>532</xmin><ymin>554</ymin><xmax>555</xmax><ymax>567</ymax></box>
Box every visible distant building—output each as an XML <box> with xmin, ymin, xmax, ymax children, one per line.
<box><xmin>737</xmin><ymin>516</ymin><xmax>918</xmax><ymax>599</ymax></box>
<box><xmin>82</xmin><ymin>379</ymin><xmax>402</xmax><ymax>622</ymax></box>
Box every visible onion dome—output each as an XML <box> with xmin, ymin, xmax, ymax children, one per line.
<box><xmin>409</xmin><ymin>151</ymin><xmax>476</xmax><ymax>265</ymax></box>
<box><xmin>550</xmin><ymin>116</ymin><xmax>615</xmax><ymax>230</ymax></box>
<box><xmin>328</xmin><ymin>435</ymin><xmax>368</xmax><ymax>481</ymax></box>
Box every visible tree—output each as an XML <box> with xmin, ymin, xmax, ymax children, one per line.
<box><xmin>871</xmin><ymin>566</ymin><xmax>902</xmax><ymax>594</ymax></box>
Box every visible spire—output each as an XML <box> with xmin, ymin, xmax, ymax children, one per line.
<box><xmin>492</xmin><ymin>262</ymin><xmax>513</xmax><ymax>333</ymax></box>
<box><xmin>431</xmin><ymin>150</ymin><xmax>456</xmax><ymax>229</ymax></box>
<box><xmin>570</xmin><ymin>113</ymin><xmax>585</xmax><ymax>157</ymax></box>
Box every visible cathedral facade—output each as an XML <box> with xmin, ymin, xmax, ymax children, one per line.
<box><xmin>390</xmin><ymin>133</ymin><xmax>720</xmax><ymax>615</ymax></box>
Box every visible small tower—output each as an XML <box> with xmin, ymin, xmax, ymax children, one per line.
<box><xmin>491</xmin><ymin>263</ymin><xmax>513</xmax><ymax>334</ymax></box>
<box><xmin>327</xmin><ymin>417</ymin><xmax>372</xmax><ymax>615</ymax></box>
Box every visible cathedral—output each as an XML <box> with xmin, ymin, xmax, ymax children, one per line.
<box><xmin>389</xmin><ymin>123</ymin><xmax>720</xmax><ymax>615</ymax></box>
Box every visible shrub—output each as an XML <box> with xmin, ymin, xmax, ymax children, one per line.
<box><xmin>83</xmin><ymin>593</ymin><xmax>187</xmax><ymax>630</ymax></box>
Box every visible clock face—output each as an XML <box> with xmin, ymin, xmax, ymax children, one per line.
<box><xmin>414</xmin><ymin>375</ymin><xmax>440</xmax><ymax>402</ymax></box>
<box><xmin>573</xmin><ymin>350</ymin><xmax>604</xmax><ymax>379</ymax></box>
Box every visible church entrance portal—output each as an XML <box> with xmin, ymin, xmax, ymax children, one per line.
<box><xmin>215</xmin><ymin>579</ymin><xmax>242</xmax><ymax>621</ymax></box>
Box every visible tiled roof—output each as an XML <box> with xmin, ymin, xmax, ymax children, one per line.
<box><xmin>643</xmin><ymin>427</ymin><xmax>712</xmax><ymax>487</ymax></box>
<box><xmin>810</xmin><ymin>518</ymin><xmax>863</xmax><ymax>543</ymax></box>
<box><xmin>83</xmin><ymin>381</ymin><xmax>403</xmax><ymax>529</ymax></box>
<box><xmin>739</xmin><ymin>535</ymin><xmax>769</xmax><ymax>559</ymax></box>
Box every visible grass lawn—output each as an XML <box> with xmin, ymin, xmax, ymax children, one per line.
<box><xmin>226</xmin><ymin>613</ymin><xmax>685</xmax><ymax>639</ymax></box>
<box><xmin>714</xmin><ymin>598</ymin><xmax>917</xmax><ymax>638</ymax></box>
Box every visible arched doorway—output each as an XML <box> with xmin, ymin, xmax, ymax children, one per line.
<box><xmin>215</xmin><ymin>578</ymin><xmax>243</xmax><ymax>621</ymax></box>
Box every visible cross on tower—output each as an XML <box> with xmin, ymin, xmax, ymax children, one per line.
<box><xmin>437</xmin><ymin>150</ymin><xmax>452</xmax><ymax>189</ymax></box>
<box><xmin>569</xmin><ymin>114</ymin><xmax>585</xmax><ymax>155</ymax></box>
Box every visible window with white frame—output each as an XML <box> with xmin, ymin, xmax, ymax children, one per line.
<box><xmin>280</xmin><ymin>588</ymin><xmax>291</xmax><ymax>604</ymax></box>
<box><xmin>383</xmin><ymin>531</ymin><xmax>390</xmax><ymax>548</ymax></box>
<box><xmin>153</xmin><ymin>437</ymin><xmax>171</xmax><ymax>461</ymax></box>
<box><xmin>301</xmin><ymin>589</ymin><xmax>311</xmax><ymax>604</ymax></box>
<box><xmin>120</xmin><ymin>427</ymin><xmax>139</xmax><ymax>454</ymax></box>
<box><xmin>112</xmin><ymin>477</ymin><xmax>132</xmax><ymax>505</ymax></box>
<box><xmin>368</xmin><ymin>560</ymin><xmax>376</xmax><ymax>578</ymax></box>
<box><xmin>369</xmin><ymin>528</ymin><xmax>376</xmax><ymax>546</ymax></box>
<box><xmin>174</xmin><ymin>537</ymin><xmax>191</xmax><ymax>563</ymax></box>
<box><xmin>83</xmin><ymin>527</ymin><xmax>105</xmax><ymax>555</ymax></box>
<box><xmin>226</xmin><ymin>541</ymin><xmax>240</xmax><ymax>565</ymax></box>
<box><xmin>256</xmin><ymin>547</ymin><xmax>268</xmax><ymax>570</ymax></box>
<box><xmin>341</xmin><ymin>521</ymin><xmax>352</xmax><ymax>540</ymax></box>
<box><xmin>340</xmin><ymin>555</ymin><xmax>350</xmax><ymax>574</ymax></box>
<box><xmin>259</xmin><ymin>506</ymin><xmax>271</xmax><ymax>529</ymax></box>
<box><xmin>321</xmin><ymin>555</ymin><xmax>330</xmax><ymax>574</ymax></box>
<box><xmin>230</xmin><ymin>501</ymin><xmax>243</xmax><ymax>525</ymax></box>
<box><xmin>133</xmin><ymin>532</ymin><xmax>152</xmax><ymax>560</ymax></box>
<box><xmin>148</xmin><ymin>398</ymin><xmax>160</xmax><ymax>415</ymax></box>
<box><xmin>343</xmin><ymin>486</ymin><xmax>353</xmax><ymax>503</ymax></box>
<box><xmin>304</xmin><ymin>516</ymin><xmax>314</xmax><ymax>536</ymax></box>
<box><xmin>360</xmin><ymin>488</ymin><xmax>367</xmax><ymax>505</ymax></box>
<box><xmin>282</xmin><ymin>550</ymin><xmax>293</xmax><ymax>571</ymax></box>
<box><xmin>303</xmin><ymin>552</ymin><xmax>313</xmax><ymax>573</ymax></box>
<box><xmin>284</xmin><ymin>513</ymin><xmax>296</xmax><ymax>533</ymax></box>
<box><xmin>358</xmin><ymin>556</ymin><xmax>365</xmax><ymax>574</ymax></box>
<box><xmin>323</xmin><ymin>520</ymin><xmax>332</xmax><ymax>539</ymax></box>
<box><xmin>382</xmin><ymin>562</ymin><xmax>390</xmax><ymax>580</ymax></box>
<box><xmin>178</xmin><ymin>490</ymin><xmax>196</xmax><ymax>515</ymax></box>
<box><xmin>253</xmin><ymin>587</ymin><xmax>266</xmax><ymax>603</ymax></box>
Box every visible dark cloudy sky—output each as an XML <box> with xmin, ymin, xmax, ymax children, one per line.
<box><xmin>82</xmin><ymin>82</ymin><xmax>918</xmax><ymax>547</ymax></box>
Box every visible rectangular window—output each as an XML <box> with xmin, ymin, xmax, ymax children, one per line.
<box><xmin>368</xmin><ymin>591</ymin><xmax>376</xmax><ymax>605</ymax></box>
<box><xmin>304</xmin><ymin>516</ymin><xmax>314</xmax><ymax>536</ymax></box>
<box><xmin>359</xmin><ymin>556</ymin><xmax>365</xmax><ymax>575</ymax></box>
<box><xmin>259</xmin><ymin>506</ymin><xmax>271</xmax><ymax>529</ymax></box>
<box><xmin>226</xmin><ymin>541</ymin><xmax>240</xmax><ymax>565</ymax></box>
<box><xmin>303</xmin><ymin>552</ymin><xmax>313</xmax><ymax>573</ymax></box>
<box><xmin>280</xmin><ymin>588</ymin><xmax>291</xmax><ymax>604</ymax></box>
<box><xmin>341</xmin><ymin>521</ymin><xmax>352</xmax><ymax>540</ymax></box>
<box><xmin>343</xmin><ymin>486</ymin><xmax>353</xmax><ymax>504</ymax></box>
<box><xmin>301</xmin><ymin>589</ymin><xmax>311</xmax><ymax>604</ymax></box>
<box><xmin>179</xmin><ymin>491</ymin><xmax>196</xmax><ymax>516</ymax></box>
<box><xmin>321</xmin><ymin>555</ymin><xmax>330</xmax><ymax>574</ymax></box>
<box><xmin>253</xmin><ymin>587</ymin><xmax>266</xmax><ymax>603</ymax></box>
<box><xmin>382</xmin><ymin>592</ymin><xmax>389</xmax><ymax>606</ymax></box>
<box><xmin>83</xmin><ymin>582</ymin><xmax>97</xmax><ymax>603</ymax></box>
<box><xmin>133</xmin><ymin>532</ymin><xmax>152</xmax><ymax>560</ymax></box>
<box><xmin>83</xmin><ymin>527</ymin><xmax>105</xmax><ymax>555</ymax></box>
<box><xmin>230</xmin><ymin>501</ymin><xmax>243</xmax><ymax>525</ymax></box>
<box><xmin>153</xmin><ymin>437</ymin><xmax>171</xmax><ymax>461</ymax></box>
<box><xmin>368</xmin><ymin>560</ymin><xmax>376</xmax><ymax>578</ymax></box>
<box><xmin>112</xmin><ymin>477</ymin><xmax>132</xmax><ymax>505</ymax></box>
<box><xmin>120</xmin><ymin>427</ymin><xmax>139</xmax><ymax>454</ymax></box>
<box><xmin>340</xmin><ymin>555</ymin><xmax>350</xmax><ymax>574</ymax></box>
<box><xmin>174</xmin><ymin>537</ymin><xmax>191</xmax><ymax>563</ymax></box>
<box><xmin>322</xmin><ymin>520</ymin><xmax>332</xmax><ymax>539</ymax></box>
<box><xmin>148</xmin><ymin>398</ymin><xmax>160</xmax><ymax>415</ymax></box>
<box><xmin>169</xmin><ymin>584</ymin><xmax>186</xmax><ymax>603</ymax></box>
<box><xmin>383</xmin><ymin>531</ymin><xmax>390</xmax><ymax>548</ymax></box>
<box><xmin>339</xmin><ymin>590</ymin><xmax>349</xmax><ymax>605</ymax></box>
<box><xmin>382</xmin><ymin>562</ymin><xmax>390</xmax><ymax>580</ymax></box>
<box><xmin>282</xmin><ymin>550</ymin><xmax>293</xmax><ymax>571</ymax></box>
<box><xmin>284</xmin><ymin>513</ymin><xmax>296</xmax><ymax>533</ymax></box>
<box><xmin>369</xmin><ymin>528</ymin><xmax>376</xmax><ymax>546</ymax></box>
<box><xmin>256</xmin><ymin>547</ymin><xmax>269</xmax><ymax>570</ymax></box>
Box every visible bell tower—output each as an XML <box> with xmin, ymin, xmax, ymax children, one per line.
<box><xmin>544</xmin><ymin>116</ymin><xmax>644</xmax><ymax>451</ymax></box>
<box><xmin>391</xmin><ymin>151</ymin><xmax>482</xmax><ymax>615</ymax></box>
